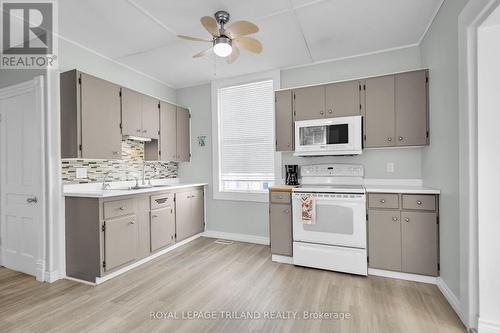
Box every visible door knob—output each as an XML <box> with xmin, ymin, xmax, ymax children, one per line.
<box><xmin>387</xmin><ymin>137</ymin><xmax>392</xmax><ymax>142</ymax></box>
<box><xmin>416</xmin><ymin>200</ymin><xmax>422</xmax><ymax>205</ymax></box>
<box><xmin>328</xmin><ymin>109</ymin><xmax>333</xmax><ymax>114</ymax></box>
<box><xmin>392</xmin><ymin>217</ymin><xmax>398</xmax><ymax>222</ymax></box>
<box><xmin>399</xmin><ymin>136</ymin><xmax>404</xmax><ymax>141</ymax></box>
<box><xmin>284</xmin><ymin>209</ymin><xmax>290</xmax><ymax>214</ymax></box>
<box><xmin>380</xmin><ymin>199</ymin><xmax>386</xmax><ymax>204</ymax></box>
<box><xmin>320</xmin><ymin>110</ymin><xmax>324</xmax><ymax>115</ymax></box>
<box><xmin>27</xmin><ymin>197</ymin><xmax>38</xmax><ymax>203</ymax></box>
<box><xmin>404</xmin><ymin>218</ymin><xmax>410</xmax><ymax>223</ymax></box>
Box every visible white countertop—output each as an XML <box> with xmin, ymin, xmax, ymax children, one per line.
<box><xmin>363</xmin><ymin>179</ymin><xmax>440</xmax><ymax>194</ymax></box>
<box><xmin>63</xmin><ymin>179</ymin><xmax>208</xmax><ymax>198</ymax></box>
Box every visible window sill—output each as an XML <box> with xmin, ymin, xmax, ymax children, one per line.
<box><xmin>213</xmin><ymin>190</ymin><xmax>269</xmax><ymax>203</ymax></box>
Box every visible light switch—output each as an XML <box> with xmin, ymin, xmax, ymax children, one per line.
<box><xmin>76</xmin><ymin>168</ymin><xmax>87</xmax><ymax>179</ymax></box>
<box><xmin>386</xmin><ymin>163</ymin><xmax>395</xmax><ymax>173</ymax></box>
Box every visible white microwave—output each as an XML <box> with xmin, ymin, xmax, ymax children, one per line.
<box><xmin>294</xmin><ymin>115</ymin><xmax>363</xmax><ymax>156</ymax></box>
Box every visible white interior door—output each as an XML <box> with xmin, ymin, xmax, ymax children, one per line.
<box><xmin>0</xmin><ymin>77</ymin><xmax>45</xmax><ymax>281</ymax></box>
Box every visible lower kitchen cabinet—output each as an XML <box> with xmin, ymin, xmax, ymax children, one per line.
<box><xmin>176</xmin><ymin>189</ymin><xmax>204</xmax><ymax>241</ymax></box>
<box><xmin>367</xmin><ymin>193</ymin><xmax>439</xmax><ymax>277</ymax></box>
<box><xmin>150</xmin><ymin>207</ymin><xmax>176</xmax><ymax>251</ymax></box>
<box><xmin>268</xmin><ymin>190</ymin><xmax>293</xmax><ymax>257</ymax></box>
<box><xmin>65</xmin><ymin>186</ymin><xmax>205</xmax><ymax>283</ymax></box>
<box><xmin>104</xmin><ymin>215</ymin><xmax>138</xmax><ymax>271</ymax></box>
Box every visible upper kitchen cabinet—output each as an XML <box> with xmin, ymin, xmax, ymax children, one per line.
<box><xmin>275</xmin><ymin>90</ymin><xmax>294</xmax><ymax>151</ymax></box>
<box><xmin>122</xmin><ymin>88</ymin><xmax>159</xmax><ymax>140</ymax></box>
<box><xmin>364</xmin><ymin>75</ymin><xmax>396</xmax><ymax>148</ymax></box>
<box><xmin>154</xmin><ymin>102</ymin><xmax>191</xmax><ymax>162</ymax></box>
<box><xmin>293</xmin><ymin>86</ymin><xmax>325</xmax><ymax>121</ymax></box>
<box><xmin>325</xmin><ymin>81</ymin><xmax>361</xmax><ymax>118</ymax></box>
<box><xmin>395</xmin><ymin>70</ymin><xmax>429</xmax><ymax>146</ymax></box>
<box><xmin>176</xmin><ymin>107</ymin><xmax>191</xmax><ymax>162</ymax></box>
<box><xmin>364</xmin><ymin>70</ymin><xmax>429</xmax><ymax>148</ymax></box>
<box><xmin>60</xmin><ymin>70</ymin><xmax>122</xmax><ymax>159</ymax></box>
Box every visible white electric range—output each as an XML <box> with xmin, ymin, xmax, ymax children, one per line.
<box><xmin>292</xmin><ymin>164</ymin><xmax>367</xmax><ymax>276</ymax></box>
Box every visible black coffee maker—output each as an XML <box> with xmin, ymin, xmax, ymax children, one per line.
<box><xmin>285</xmin><ymin>165</ymin><xmax>299</xmax><ymax>185</ymax></box>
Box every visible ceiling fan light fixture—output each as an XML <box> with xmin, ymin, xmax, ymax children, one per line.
<box><xmin>213</xmin><ymin>36</ymin><xmax>232</xmax><ymax>57</ymax></box>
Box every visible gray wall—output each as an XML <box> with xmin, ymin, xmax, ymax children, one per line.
<box><xmin>177</xmin><ymin>46</ymin><xmax>424</xmax><ymax>238</ymax></box>
<box><xmin>0</xmin><ymin>69</ymin><xmax>46</xmax><ymax>88</ymax></box>
<box><xmin>420</xmin><ymin>0</ymin><xmax>469</xmax><ymax>297</ymax></box>
<box><xmin>59</xmin><ymin>38</ymin><xmax>176</xmax><ymax>102</ymax></box>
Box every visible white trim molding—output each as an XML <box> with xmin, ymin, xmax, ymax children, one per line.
<box><xmin>271</xmin><ymin>255</ymin><xmax>293</xmax><ymax>264</ymax></box>
<box><xmin>478</xmin><ymin>319</ymin><xmax>500</xmax><ymax>333</ymax></box>
<box><xmin>203</xmin><ymin>230</ymin><xmax>270</xmax><ymax>245</ymax></box>
<box><xmin>368</xmin><ymin>268</ymin><xmax>437</xmax><ymax>284</ymax></box>
<box><xmin>437</xmin><ymin>277</ymin><xmax>464</xmax><ymax>324</ymax></box>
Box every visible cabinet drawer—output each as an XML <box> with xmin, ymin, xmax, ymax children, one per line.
<box><xmin>103</xmin><ymin>199</ymin><xmax>134</xmax><ymax>219</ymax></box>
<box><xmin>270</xmin><ymin>192</ymin><xmax>291</xmax><ymax>204</ymax></box>
<box><xmin>150</xmin><ymin>193</ymin><xmax>174</xmax><ymax>210</ymax></box>
<box><xmin>402</xmin><ymin>195</ymin><xmax>436</xmax><ymax>211</ymax></box>
<box><xmin>368</xmin><ymin>193</ymin><xmax>399</xmax><ymax>209</ymax></box>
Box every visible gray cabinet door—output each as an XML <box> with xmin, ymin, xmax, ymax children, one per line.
<box><xmin>104</xmin><ymin>215</ymin><xmax>138</xmax><ymax>271</ymax></box>
<box><xmin>177</xmin><ymin>107</ymin><xmax>191</xmax><ymax>162</ymax></box>
<box><xmin>159</xmin><ymin>101</ymin><xmax>177</xmax><ymax>162</ymax></box>
<box><xmin>269</xmin><ymin>203</ymin><xmax>292</xmax><ymax>256</ymax></box>
<box><xmin>80</xmin><ymin>73</ymin><xmax>122</xmax><ymax>159</ymax></box>
<box><xmin>368</xmin><ymin>209</ymin><xmax>401</xmax><ymax>271</ymax></box>
<box><xmin>141</xmin><ymin>95</ymin><xmax>159</xmax><ymax>140</ymax></box>
<box><xmin>401</xmin><ymin>211</ymin><xmax>438</xmax><ymax>276</ymax></box>
<box><xmin>395</xmin><ymin>70</ymin><xmax>428</xmax><ymax>146</ymax></box>
<box><xmin>121</xmin><ymin>88</ymin><xmax>143</xmax><ymax>137</ymax></box>
<box><xmin>150</xmin><ymin>207</ymin><xmax>176</xmax><ymax>251</ymax></box>
<box><xmin>176</xmin><ymin>107</ymin><xmax>191</xmax><ymax>162</ymax></box>
<box><xmin>135</xmin><ymin>197</ymin><xmax>151</xmax><ymax>259</ymax></box>
<box><xmin>364</xmin><ymin>75</ymin><xmax>396</xmax><ymax>148</ymax></box>
<box><xmin>293</xmin><ymin>86</ymin><xmax>325</xmax><ymax>121</ymax></box>
<box><xmin>275</xmin><ymin>90</ymin><xmax>294</xmax><ymax>151</ymax></box>
<box><xmin>175</xmin><ymin>191</ymin><xmax>191</xmax><ymax>241</ymax></box>
<box><xmin>325</xmin><ymin>81</ymin><xmax>361</xmax><ymax>118</ymax></box>
<box><xmin>191</xmin><ymin>190</ymin><xmax>205</xmax><ymax>235</ymax></box>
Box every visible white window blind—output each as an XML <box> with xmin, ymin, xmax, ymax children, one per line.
<box><xmin>218</xmin><ymin>80</ymin><xmax>275</xmax><ymax>192</ymax></box>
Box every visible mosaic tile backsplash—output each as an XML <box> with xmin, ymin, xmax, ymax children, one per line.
<box><xmin>62</xmin><ymin>139</ymin><xmax>178</xmax><ymax>184</ymax></box>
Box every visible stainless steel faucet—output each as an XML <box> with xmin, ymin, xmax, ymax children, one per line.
<box><xmin>101</xmin><ymin>171</ymin><xmax>113</xmax><ymax>190</ymax></box>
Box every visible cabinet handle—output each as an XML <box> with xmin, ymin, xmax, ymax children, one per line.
<box><xmin>380</xmin><ymin>199</ymin><xmax>386</xmax><ymax>204</ymax></box>
<box><xmin>119</xmin><ymin>206</ymin><xmax>125</xmax><ymax>211</ymax></box>
<box><xmin>328</xmin><ymin>109</ymin><xmax>333</xmax><ymax>114</ymax></box>
<box><xmin>143</xmin><ymin>130</ymin><xmax>147</xmax><ymax>133</ymax></box>
<box><xmin>404</xmin><ymin>218</ymin><xmax>410</xmax><ymax>223</ymax></box>
<box><xmin>387</xmin><ymin>137</ymin><xmax>392</xmax><ymax>142</ymax></box>
<box><xmin>129</xmin><ymin>221</ymin><xmax>135</xmax><ymax>225</ymax></box>
<box><xmin>392</xmin><ymin>217</ymin><xmax>399</xmax><ymax>222</ymax></box>
<box><xmin>399</xmin><ymin>136</ymin><xmax>404</xmax><ymax>141</ymax></box>
<box><xmin>112</xmin><ymin>151</ymin><xmax>120</xmax><ymax>155</ymax></box>
<box><xmin>136</xmin><ymin>129</ymin><xmax>141</xmax><ymax>133</ymax></box>
<box><xmin>283</xmin><ymin>209</ymin><xmax>290</xmax><ymax>214</ymax></box>
<box><xmin>287</xmin><ymin>143</ymin><xmax>290</xmax><ymax>147</ymax></box>
<box><xmin>416</xmin><ymin>200</ymin><xmax>422</xmax><ymax>205</ymax></box>
<box><xmin>278</xmin><ymin>195</ymin><xmax>283</xmax><ymax>199</ymax></box>
<box><xmin>151</xmin><ymin>215</ymin><xmax>158</xmax><ymax>218</ymax></box>
<box><xmin>27</xmin><ymin>197</ymin><xmax>38</xmax><ymax>203</ymax></box>
<box><xmin>320</xmin><ymin>110</ymin><xmax>324</xmax><ymax>115</ymax></box>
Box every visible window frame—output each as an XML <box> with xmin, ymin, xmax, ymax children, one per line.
<box><xmin>211</xmin><ymin>70</ymin><xmax>281</xmax><ymax>202</ymax></box>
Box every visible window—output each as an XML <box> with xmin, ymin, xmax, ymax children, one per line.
<box><xmin>217</xmin><ymin>80</ymin><xmax>275</xmax><ymax>194</ymax></box>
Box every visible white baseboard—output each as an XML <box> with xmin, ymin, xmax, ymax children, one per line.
<box><xmin>437</xmin><ymin>277</ymin><xmax>465</xmax><ymax>325</ymax></box>
<box><xmin>368</xmin><ymin>268</ymin><xmax>437</xmax><ymax>284</ymax></box>
<box><xmin>92</xmin><ymin>233</ymin><xmax>202</xmax><ymax>285</ymax></box>
<box><xmin>271</xmin><ymin>254</ymin><xmax>293</xmax><ymax>264</ymax></box>
<box><xmin>44</xmin><ymin>270</ymin><xmax>60</xmax><ymax>283</ymax></box>
<box><xmin>202</xmin><ymin>230</ymin><xmax>270</xmax><ymax>245</ymax></box>
<box><xmin>478</xmin><ymin>318</ymin><xmax>500</xmax><ymax>333</ymax></box>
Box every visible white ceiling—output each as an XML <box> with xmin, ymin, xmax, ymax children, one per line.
<box><xmin>59</xmin><ymin>0</ymin><xmax>443</xmax><ymax>88</ymax></box>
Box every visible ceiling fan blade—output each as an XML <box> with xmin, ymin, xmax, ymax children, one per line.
<box><xmin>201</xmin><ymin>16</ymin><xmax>219</xmax><ymax>37</ymax></box>
<box><xmin>225</xmin><ymin>20</ymin><xmax>259</xmax><ymax>39</ymax></box>
<box><xmin>193</xmin><ymin>47</ymin><xmax>213</xmax><ymax>58</ymax></box>
<box><xmin>227</xmin><ymin>46</ymin><xmax>240</xmax><ymax>64</ymax></box>
<box><xmin>233</xmin><ymin>37</ymin><xmax>262</xmax><ymax>54</ymax></box>
<box><xmin>178</xmin><ymin>35</ymin><xmax>212</xmax><ymax>42</ymax></box>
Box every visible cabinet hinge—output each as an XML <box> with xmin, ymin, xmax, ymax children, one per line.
<box><xmin>437</xmin><ymin>216</ymin><xmax>439</xmax><ymax>225</ymax></box>
<box><xmin>359</xmin><ymin>84</ymin><xmax>361</xmax><ymax>91</ymax></box>
<box><xmin>359</xmin><ymin>104</ymin><xmax>362</xmax><ymax>110</ymax></box>
<box><xmin>119</xmin><ymin>123</ymin><xmax>122</xmax><ymax>129</ymax></box>
<box><xmin>158</xmin><ymin>150</ymin><xmax>161</xmax><ymax>156</ymax></box>
<box><xmin>275</xmin><ymin>96</ymin><xmax>277</xmax><ymax>103</ymax></box>
<box><xmin>367</xmin><ymin>256</ymin><xmax>369</xmax><ymax>263</ymax></box>
<box><xmin>78</xmin><ymin>76</ymin><xmax>82</xmax><ymax>85</ymax></box>
<box><xmin>366</xmin><ymin>214</ymin><xmax>368</xmax><ymax>221</ymax></box>
<box><xmin>158</xmin><ymin>130</ymin><xmax>160</xmax><ymax>135</ymax></box>
<box><xmin>363</xmin><ymin>84</ymin><xmax>366</xmax><ymax>91</ymax></box>
<box><xmin>119</xmin><ymin>90</ymin><xmax>122</xmax><ymax>97</ymax></box>
<box><xmin>79</xmin><ymin>144</ymin><xmax>82</xmax><ymax>151</ymax></box>
<box><xmin>426</xmin><ymin>130</ymin><xmax>429</xmax><ymax>138</ymax></box>
<box><xmin>426</xmin><ymin>76</ymin><xmax>429</xmax><ymax>83</ymax></box>
<box><xmin>0</xmin><ymin>113</ymin><xmax>2</xmax><ymax>122</ymax></box>
<box><xmin>189</xmin><ymin>113</ymin><xmax>192</xmax><ymax>119</ymax></box>
<box><xmin>363</xmin><ymin>134</ymin><xmax>367</xmax><ymax>141</ymax></box>
<box><xmin>437</xmin><ymin>263</ymin><xmax>440</xmax><ymax>271</ymax></box>
<box><xmin>158</xmin><ymin>102</ymin><xmax>160</xmax><ymax>109</ymax></box>
<box><xmin>103</xmin><ymin>261</ymin><xmax>106</xmax><ymax>268</ymax></box>
<box><xmin>101</xmin><ymin>223</ymin><xmax>105</xmax><ymax>232</ymax></box>
<box><xmin>293</xmin><ymin>93</ymin><xmax>296</xmax><ymax>100</ymax></box>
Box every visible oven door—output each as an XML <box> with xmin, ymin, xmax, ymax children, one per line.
<box><xmin>294</xmin><ymin>116</ymin><xmax>362</xmax><ymax>156</ymax></box>
<box><xmin>292</xmin><ymin>192</ymin><xmax>366</xmax><ymax>249</ymax></box>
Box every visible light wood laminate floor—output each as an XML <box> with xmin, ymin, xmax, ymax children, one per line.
<box><xmin>0</xmin><ymin>237</ymin><xmax>465</xmax><ymax>333</ymax></box>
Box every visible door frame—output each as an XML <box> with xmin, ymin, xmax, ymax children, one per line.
<box><xmin>0</xmin><ymin>76</ymin><xmax>47</xmax><ymax>281</ymax></box>
<box><xmin>458</xmin><ymin>0</ymin><xmax>500</xmax><ymax>330</ymax></box>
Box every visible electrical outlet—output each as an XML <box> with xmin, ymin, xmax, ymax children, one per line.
<box><xmin>76</xmin><ymin>168</ymin><xmax>87</xmax><ymax>179</ymax></box>
<box><xmin>386</xmin><ymin>163</ymin><xmax>395</xmax><ymax>173</ymax></box>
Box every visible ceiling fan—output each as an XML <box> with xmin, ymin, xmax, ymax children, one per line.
<box><xmin>177</xmin><ymin>10</ymin><xmax>262</xmax><ymax>64</ymax></box>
